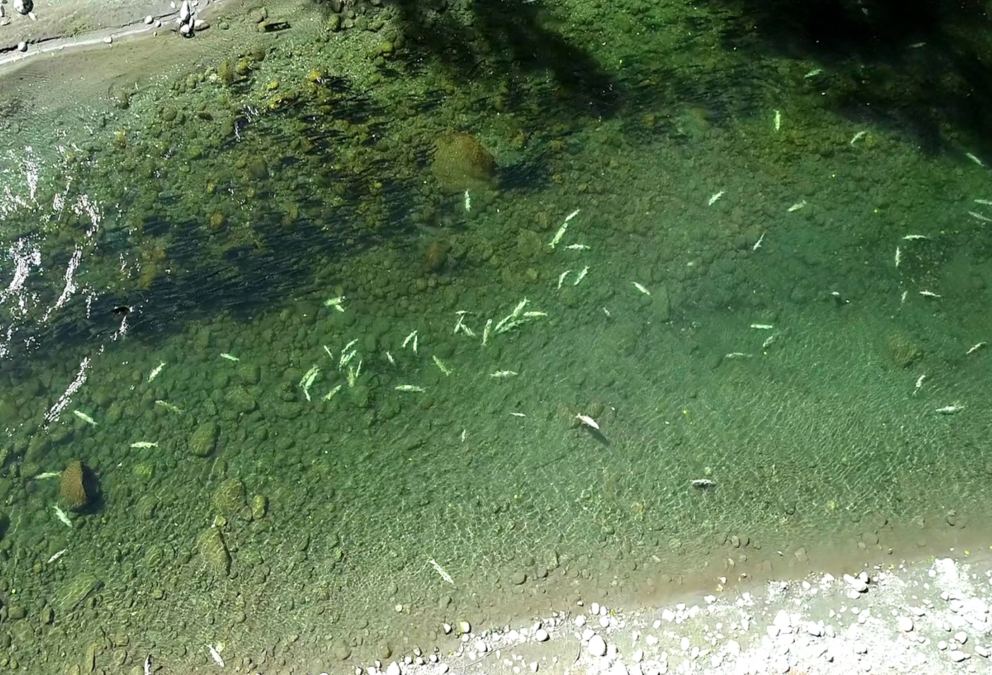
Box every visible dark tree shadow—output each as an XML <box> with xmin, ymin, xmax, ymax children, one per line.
<box><xmin>388</xmin><ymin>0</ymin><xmax>621</xmax><ymax>118</ymax></box>
<box><xmin>705</xmin><ymin>0</ymin><xmax>992</xmax><ymax>155</ymax></box>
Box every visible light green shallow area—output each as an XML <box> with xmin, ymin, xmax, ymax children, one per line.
<box><xmin>0</xmin><ymin>0</ymin><xmax>991</xmax><ymax>672</ymax></box>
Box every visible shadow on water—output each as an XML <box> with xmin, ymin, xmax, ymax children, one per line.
<box><xmin>2</xmin><ymin>75</ymin><xmax>419</xmax><ymax>360</ymax></box>
<box><xmin>706</xmin><ymin>0</ymin><xmax>992</xmax><ymax>154</ymax></box>
<box><xmin>12</xmin><ymin>0</ymin><xmax>992</xmax><ymax>368</ymax></box>
<box><xmin>387</xmin><ymin>0</ymin><xmax>622</xmax><ymax>117</ymax></box>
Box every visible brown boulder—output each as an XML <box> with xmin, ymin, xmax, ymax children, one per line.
<box><xmin>59</xmin><ymin>460</ymin><xmax>99</xmax><ymax>511</ymax></box>
<box><xmin>430</xmin><ymin>132</ymin><xmax>495</xmax><ymax>193</ymax></box>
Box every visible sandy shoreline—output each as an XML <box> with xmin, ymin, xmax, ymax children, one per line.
<box><xmin>0</xmin><ymin>0</ymin><xmax>222</xmax><ymax>61</ymax></box>
<box><xmin>368</xmin><ymin>550</ymin><xmax>992</xmax><ymax>675</ymax></box>
<box><xmin>0</xmin><ymin>0</ymin><xmax>283</xmax><ymax>125</ymax></box>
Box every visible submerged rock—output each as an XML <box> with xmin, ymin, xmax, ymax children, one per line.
<box><xmin>431</xmin><ymin>132</ymin><xmax>495</xmax><ymax>193</ymax></box>
<box><xmin>53</xmin><ymin>572</ymin><xmax>103</xmax><ymax>614</ymax></box>
<box><xmin>198</xmin><ymin>527</ymin><xmax>231</xmax><ymax>576</ymax></box>
<box><xmin>189</xmin><ymin>421</ymin><xmax>219</xmax><ymax>457</ymax></box>
<box><xmin>212</xmin><ymin>477</ymin><xmax>246</xmax><ymax>515</ymax></box>
<box><xmin>58</xmin><ymin>460</ymin><xmax>99</xmax><ymax>511</ymax></box>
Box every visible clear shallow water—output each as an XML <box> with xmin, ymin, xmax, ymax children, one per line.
<box><xmin>1</xmin><ymin>0</ymin><xmax>992</xmax><ymax>670</ymax></box>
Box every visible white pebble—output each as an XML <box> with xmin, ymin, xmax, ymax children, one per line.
<box><xmin>955</xmin><ymin>631</ymin><xmax>969</xmax><ymax>644</ymax></box>
<box><xmin>534</xmin><ymin>629</ymin><xmax>549</xmax><ymax>642</ymax></box>
<box><xmin>975</xmin><ymin>645</ymin><xmax>989</xmax><ymax>658</ymax></box>
<box><xmin>144</xmin><ymin>15</ymin><xmax>153</xmax><ymax>24</ymax></box>
<box><xmin>937</xmin><ymin>641</ymin><xmax>948</xmax><ymax>651</ymax></box>
<box><xmin>588</xmin><ymin>635</ymin><xmax>607</xmax><ymax>657</ymax></box>
<box><xmin>442</xmin><ymin>623</ymin><xmax>451</xmax><ymax>634</ymax></box>
<box><xmin>949</xmin><ymin>650</ymin><xmax>969</xmax><ymax>662</ymax></box>
<box><xmin>645</xmin><ymin>635</ymin><xmax>659</xmax><ymax>646</ymax></box>
<box><xmin>773</xmin><ymin>610</ymin><xmax>791</xmax><ymax>630</ymax></box>
<box><xmin>632</xmin><ymin>649</ymin><xmax>643</xmax><ymax>663</ymax></box>
<box><xmin>385</xmin><ymin>662</ymin><xmax>400</xmax><ymax>675</ymax></box>
<box><xmin>591</xmin><ymin>602</ymin><xmax>600</xmax><ymax>616</ymax></box>
<box><xmin>459</xmin><ymin>620</ymin><xmax>471</xmax><ymax>634</ymax></box>
<box><xmin>844</xmin><ymin>574</ymin><xmax>869</xmax><ymax>593</ymax></box>
<box><xmin>17</xmin><ymin>41</ymin><xmax>27</xmax><ymax>52</ymax></box>
<box><xmin>474</xmin><ymin>640</ymin><xmax>487</xmax><ymax>654</ymax></box>
<box><xmin>897</xmin><ymin>616</ymin><xmax>914</xmax><ymax>632</ymax></box>
<box><xmin>575</xmin><ymin>615</ymin><xmax>586</xmax><ymax>627</ymax></box>
<box><xmin>103</xmin><ymin>36</ymin><xmax>113</xmax><ymax>44</ymax></box>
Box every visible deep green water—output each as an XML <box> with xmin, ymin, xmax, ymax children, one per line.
<box><xmin>1</xmin><ymin>0</ymin><xmax>992</xmax><ymax>671</ymax></box>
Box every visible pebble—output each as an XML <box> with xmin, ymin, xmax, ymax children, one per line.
<box><xmin>844</xmin><ymin>574</ymin><xmax>869</xmax><ymax>593</ymax></box>
<box><xmin>955</xmin><ymin>631</ymin><xmax>969</xmax><ymax>644</ymax></box>
<box><xmin>588</xmin><ymin>635</ymin><xmax>607</xmax><ymax>657</ymax></box>
<box><xmin>17</xmin><ymin>41</ymin><xmax>26</xmax><ymax>52</ymax></box>
<box><xmin>385</xmin><ymin>662</ymin><xmax>400</xmax><ymax>675</ymax></box>
<box><xmin>773</xmin><ymin>610</ymin><xmax>791</xmax><ymax>630</ymax></box>
<box><xmin>144</xmin><ymin>15</ymin><xmax>153</xmax><ymax>24</ymax></box>
<box><xmin>897</xmin><ymin>616</ymin><xmax>914</xmax><ymax>632</ymax></box>
<box><xmin>534</xmin><ymin>629</ymin><xmax>549</xmax><ymax>642</ymax></box>
<box><xmin>949</xmin><ymin>650</ymin><xmax>969</xmax><ymax>662</ymax></box>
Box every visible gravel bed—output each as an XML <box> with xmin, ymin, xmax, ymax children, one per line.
<box><xmin>342</xmin><ymin>553</ymin><xmax>992</xmax><ymax>675</ymax></box>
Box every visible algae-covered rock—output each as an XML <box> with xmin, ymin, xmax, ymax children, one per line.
<box><xmin>212</xmin><ymin>477</ymin><xmax>246</xmax><ymax>515</ymax></box>
<box><xmin>59</xmin><ymin>460</ymin><xmax>99</xmax><ymax>511</ymax></box>
<box><xmin>198</xmin><ymin>527</ymin><xmax>231</xmax><ymax>576</ymax></box>
<box><xmin>189</xmin><ymin>421</ymin><xmax>219</xmax><ymax>457</ymax></box>
<box><xmin>225</xmin><ymin>385</ymin><xmax>257</xmax><ymax>414</ymax></box>
<box><xmin>250</xmin><ymin>494</ymin><xmax>267</xmax><ymax>520</ymax></box>
<box><xmin>53</xmin><ymin>572</ymin><xmax>103</xmax><ymax>614</ymax></box>
<box><xmin>431</xmin><ymin>132</ymin><xmax>495</xmax><ymax>193</ymax></box>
